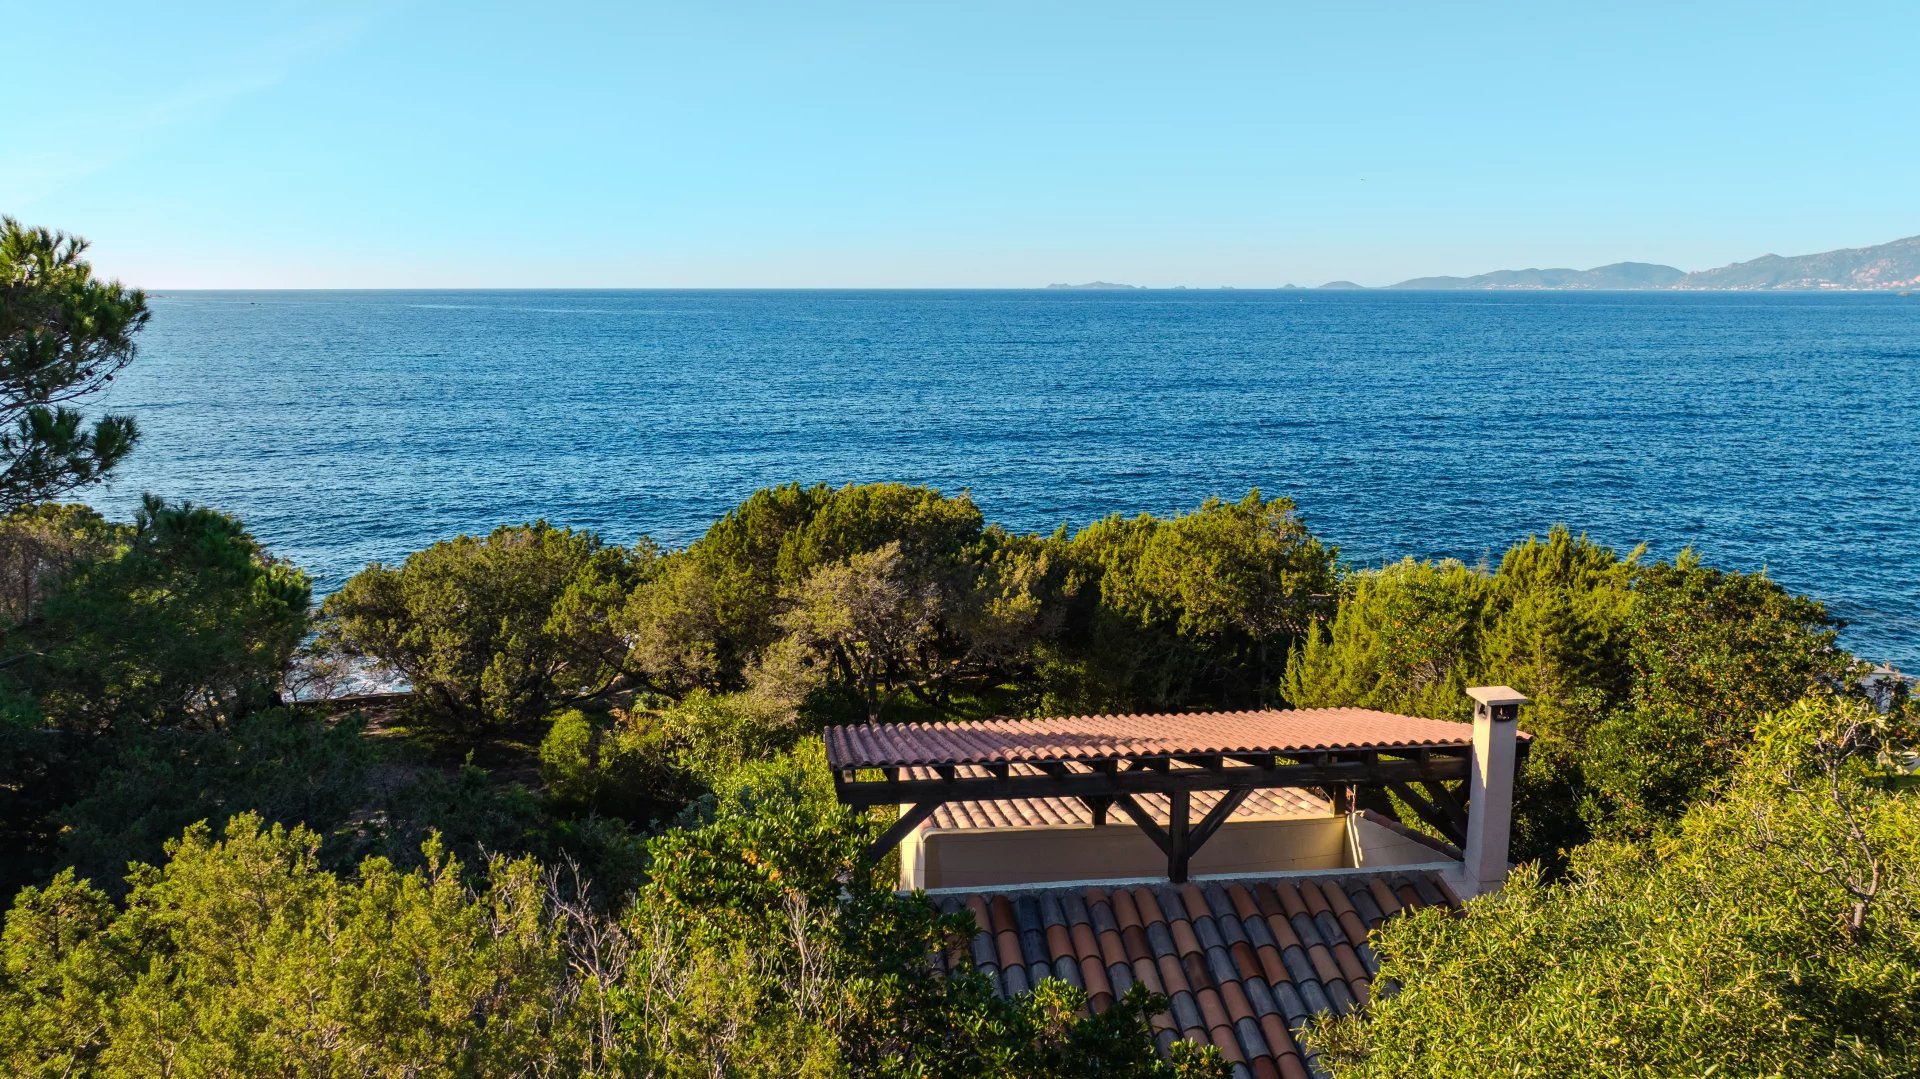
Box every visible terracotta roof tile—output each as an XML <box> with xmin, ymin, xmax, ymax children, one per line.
<box><xmin>1157</xmin><ymin>952</ymin><xmax>1190</xmax><ymax>996</ymax></box>
<box><xmin>1366</xmin><ymin>879</ymin><xmax>1402</xmax><ymax>919</ymax></box>
<box><xmin>828</xmin><ymin>707</ymin><xmax>1498</xmax><ymax>768</ymax></box>
<box><xmin>945</xmin><ymin>871</ymin><xmax>1451</xmax><ymax>1073</ymax></box>
<box><xmin>924</xmin><ymin>778</ymin><xmax>1329</xmax><ymax>831</ymax></box>
<box><xmin>1171</xmin><ymin>919</ymin><xmax>1203</xmax><ymax>958</ymax></box>
<box><xmin>1135</xmin><ymin>886</ymin><xmax>1167</xmax><ymax>927</ymax></box>
<box><xmin>1132</xmin><ymin>956</ymin><xmax>1167</xmax><ymax>998</ymax></box>
<box><xmin>1070</xmin><ymin>921</ymin><xmax>1099</xmax><ymax>960</ymax></box>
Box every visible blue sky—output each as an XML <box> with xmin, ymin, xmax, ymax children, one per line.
<box><xmin>7</xmin><ymin>2</ymin><xmax>1916</xmax><ymax>288</ymax></box>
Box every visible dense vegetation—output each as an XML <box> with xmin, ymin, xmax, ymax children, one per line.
<box><xmin>1310</xmin><ymin>695</ymin><xmax>1919</xmax><ymax>1075</ymax></box>
<box><xmin>1</xmin><ymin>217</ymin><xmax>1913</xmax><ymax>1075</ymax></box>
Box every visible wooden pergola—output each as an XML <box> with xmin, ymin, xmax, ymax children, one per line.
<box><xmin>826</xmin><ymin>705</ymin><xmax>1527</xmax><ymax>883</ymax></box>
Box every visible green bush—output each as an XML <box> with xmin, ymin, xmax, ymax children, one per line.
<box><xmin>657</xmin><ymin>689</ymin><xmax>801</xmax><ymax>789</ymax></box>
<box><xmin>0</xmin><ymin>815</ymin><xmax>590</xmax><ymax>1077</ymax></box>
<box><xmin>1047</xmin><ymin>490</ymin><xmax>1338</xmax><ymax>711</ymax></box>
<box><xmin>537</xmin><ymin>706</ymin><xmax>695</xmax><ymax>825</ymax></box>
<box><xmin>320</xmin><ymin>521</ymin><xmax>650</xmax><ymax>732</ymax></box>
<box><xmin>6</xmin><ymin>497</ymin><xmax>310</xmax><ymax>734</ymax></box>
<box><xmin>1310</xmin><ymin>696</ymin><xmax>1920</xmax><ymax>1078</ymax></box>
<box><xmin>631</xmin><ymin>790</ymin><xmax>1226</xmax><ymax>1078</ymax></box>
<box><xmin>1281</xmin><ymin>528</ymin><xmax>1847</xmax><ymax>859</ymax></box>
<box><xmin>54</xmin><ymin>709</ymin><xmax>375</xmax><ymax>893</ymax></box>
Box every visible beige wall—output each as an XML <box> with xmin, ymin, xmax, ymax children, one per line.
<box><xmin>902</xmin><ymin>816</ymin><xmax>1353</xmax><ymax>891</ymax></box>
<box><xmin>1347</xmin><ymin>813</ymin><xmax>1456</xmax><ymax>869</ymax></box>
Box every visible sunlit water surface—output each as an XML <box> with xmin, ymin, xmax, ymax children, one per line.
<box><xmin>91</xmin><ymin>289</ymin><xmax>1920</xmax><ymax>667</ymax></box>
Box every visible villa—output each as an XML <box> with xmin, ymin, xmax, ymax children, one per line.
<box><xmin>825</xmin><ymin>687</ymin><xmax>1529</xmax><ymax>1079</ymax></box>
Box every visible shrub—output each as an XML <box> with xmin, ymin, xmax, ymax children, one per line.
<box><xmin>537</xmin><ymin>706</ymin><xmax>695</xmax><ymax>825</ymax></box>
<box><xmin>8</xmin><ymin>496</ymin><xmax>310</xmax><ymax>733</ymax></box>
<box><xmin>320</xmin><ymin>522</ymin><xmax>651</xmax><ymax>732</ymax></box>
<box><xmin>1310</xmin><ymin>696</ymin><xmax>1920</xmax><ymax>1078</ymax></box>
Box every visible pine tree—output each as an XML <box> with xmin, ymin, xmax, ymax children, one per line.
<box><xmin>0</xmin><ymin>218</ymin><xmax>148</xmax><ymax>513</ymax></box>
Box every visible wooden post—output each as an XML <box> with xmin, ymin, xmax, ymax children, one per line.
<box><xmin>1168</xmin><ymin>789</ymin><xmax>1192</xmax><ymax>883</ymax></box>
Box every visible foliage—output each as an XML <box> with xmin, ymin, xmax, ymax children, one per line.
<box><xmin>706</xmin><ymin>736</ymin><xmax>840</xmax><ymax>818</ymax></box>
<box><xmin>0</xmin><ymin>451</ymin><xmax>1889</xmax><ymax>1075</ymax></box>
<box><xmin>0</xmin><ymin>814</ymin><xmax>593</xmax><ymax>1078</ymax></box>
<box><xmin>321</xmin><ymin>521</ymin><xmax>651</xmax><ymax>732</ymax></box>
<box><xmin>0</xmin><ymin>219</ymin><xmax>148</xmax><ymax>513</ymax></box>
<box><xmin>621</xmin><ymin>483</ymin><xmax>1007</xmax><ymax>717</ymax></box>
<box><xmin>0</xmin><ymin>794</ymin><xmax>1223</xmax><ymax>1078</ymax></box>
<box><xmin>53</xmin><ymin>708</ymin><xmax>376</xmax><ymax>893</ymax></box>
<box><xmin>627</xmin><ymin>788</ymin><xmax>1225</xmax><ymax>1078</ymax></box>
<box><xmin>1282</xmin><ymin>528</ymin><xmax>1845</xmax><ymax>857</ymax></box>
<box><xmin>1309</xmin><ymin>695</ymin><xmax>1920</xmax><ymax>1078</ymax></box>
<box><xmin>1283</xmin><ymin>556</ymin><xmax>1494</xmax><ymax>720</ymax></box>
<box><xmin>5</xmin><ymin>496</ymin><xmax>310</xmax><ymax>733</ymax></box>
<box><xmin>1584</xmin><ymin>551</ymin><xmax>1851</xmax><ymax>835</ymax></box>
<box><xmin>538</xmin><ymin>706</ymin><xmax>698</xmax><ymax>824</ymax></box>
<box><xmin>0</xmin><ymin>503</ymin><xmax>127</xmax><ymax>628</ymax></box>
<box><xmin>1049</xmin><ymin>490</ymin><xmax>1337</xmax><ymax>710</ymax></box>
<box><xmin>656</xmin><ymin>688</ymin><xmax>805</xmax><ymax>791</ymax></box>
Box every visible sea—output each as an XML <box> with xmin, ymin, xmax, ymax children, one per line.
<box><xmin>87</xmin><ymin>289</ymin><xmax>1920</xmax><ymax>669</ymax></box>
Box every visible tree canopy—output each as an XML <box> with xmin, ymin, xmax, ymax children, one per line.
<box><xmin>0</xmin><ymin>219</ymin><xmax>147</xmax><ymax>512</ymax></box>
<box><xmin>1282</xmin><ymin>527</ymin><xmax>1852</xmax><ymax>862</ymax></box>
<box><xmin>319</xmin><ymin>521</ymin><xmax>650</xmax><ymax>731</ymax></box>
<box><xmin>1310</xmin><ymin>695</ymin><xmax>1920</xmax><ymax>1078</ymax></box>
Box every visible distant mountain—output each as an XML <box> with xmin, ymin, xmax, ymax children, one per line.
<box><xmin>1045</xmin><ymin>281</ymin><xmax>1140</xmax><ymax>290</ymax></box>
<box><xmin>1679</xmin><ymin>235</ymin><xmax>1920</xmax><ymax>290</ymax></box>
<box><xmin>1317</xmin><ymin>280</ymin><xmax>1367</xmax><ymax>290</ymax></box>
<box><xmin>1389</xmin><ymin>262</ymin><xmax>1684</xmax><ymax>290</ymax></box>
<box><xmin>1385</xmin><ymin>235</ymin><xmax>1920</xmax><ymax>291</ymax></box>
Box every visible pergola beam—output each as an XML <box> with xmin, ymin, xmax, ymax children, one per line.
<box><xmin>1110</xmin><ymin>793</ymin><xmax>1172</xmax><ymax>857</ymax></box>
<box><xmin>866</xmin><ymin>802</ymin><xmax>942</xmax><ymax>865</ymax></box>
<box><xmin>835</xmin><ymin>754</ymin><xmax>1471</xmax><ymax>808</ymax></box>
<box><xmin>1388</xmin><ymin>781</ymin><xmax>1466</xmax><ymax>847</ymax></box>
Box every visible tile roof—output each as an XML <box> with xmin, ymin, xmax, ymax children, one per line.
<box><xmin>828</xmin><ymin>708</ymin><xmax>1489</xmax><ymax>769</ymax></box>
<box><xmin>933</xmin><ymin>871</ymin><xmax>1459</xmax><ymax>1079</ymax></box>
<box><xmin>913</xmin><ymin>766</ymin><xmax>1327</xmax><ymax>830</ymax></box>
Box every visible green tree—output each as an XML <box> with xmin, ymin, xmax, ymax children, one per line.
<box><xmin>1280</xmin><ymin>530</ymin><xmax>1844</xmax><ymax>858</ymax></box>
<box><xmin>0</xmin><ymin>219</ymin><xmax>148</xmax><ymax>513</ymax></box>
<box><xmin>6</xmin><ymin>496</ymin><xmax>310</xmax><ymax>733</ymax></box>
<box><xmin>0</xmin><ymin>814</ymin><xmax>594</xmax><ymax>1078</ymax></box>
<box><xmin>321</xmin><ymin>521</ymin><xmax>651</xmax><ymax>732</ymax></box>
<box><xmin>1053</xmin><ymin>491</ymin><xmax>1337</xmax><ymax>710</ymax></box>
<box><xmin>537</xmin><ymin>705</ymin><xmax>697</xmax><ymax>823</ymax></box>
<box><xmin>0</xmin><ymin>504</ymin><xmax>128</xmax><ymax>628</ymax></box>
<box><xmin>1584</xmin><ymin>551</ymin><xmax>1849</xmax><ymax>836</ymax></box>
<box><xmin>622</xmin><ymin>483</ymin><xmax>990</xmax><ymax>696</ymax></box>
<box><xmin>53</xmin><ymin>708</ymin><xmax>376</xmax><ymax>893</ymax></box>
<box><xmin>1283</xmin><ymin>557</ymin><xmax>1492</xmax><ymax>720</ymax></box>
<box><xmin>1309</xmin><ymin>695</ymin><xmax>1920</xmax><ymax>1078</ymax></box>
<box><xmin>629</xmin><ymin>783</ymin><xmax>1224</xmax><ymax>1078</ymax></box>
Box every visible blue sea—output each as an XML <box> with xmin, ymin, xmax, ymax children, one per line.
<box><xmin>90</xmin><ymin>289</ymin><xmax>1920</xmax><ymax>668</ymax></box>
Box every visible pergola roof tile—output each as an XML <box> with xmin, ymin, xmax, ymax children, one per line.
<box><xmin>827</xmin><ymin>707</ymin><xmax>1489</xmax><ymax>769</ymax></box>
<box><xmin>913</xmin><ymin>770</ymin><xmax>1328</xmax><ymax>831</ymax></box>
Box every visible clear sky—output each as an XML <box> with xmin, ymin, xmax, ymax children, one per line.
<box><xmin>8</xmin><ymin>2</ymin><xmax>1916</xmax><ymax>288</ymax></box>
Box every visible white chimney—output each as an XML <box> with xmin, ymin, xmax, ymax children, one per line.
<box><xmin>1451</xmin><ymin>686</ymin><xmax>1527</xmax><ymax>898</ymax></box>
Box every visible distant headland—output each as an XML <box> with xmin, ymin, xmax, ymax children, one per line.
<box><xmin>1051</xmin><ymin>234</ymin><xmax>1920</xmax><ymax>292</ymax></box>
<box><xmin>1377</xmin><ymin>234</ymin><xmax>1920</xmax><ymax>291</ymax></box>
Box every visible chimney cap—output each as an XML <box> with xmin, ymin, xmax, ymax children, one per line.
<box><xmin>1466</xmin><ymin>685</ymin><xmax>1528</xmax><ymax>707</ymax></box>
